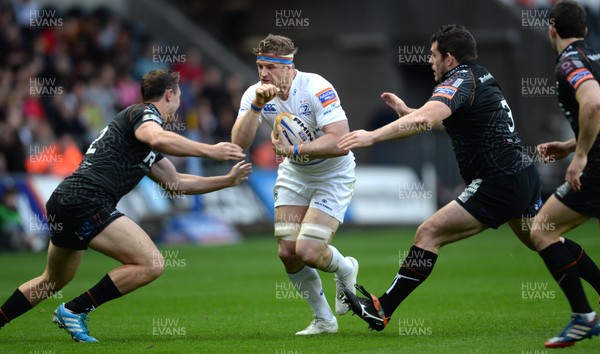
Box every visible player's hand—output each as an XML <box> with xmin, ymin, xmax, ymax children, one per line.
<box><xmin>255</xmin><ymin>84</ymin><xmax>280</xmax><ymax>106</ymax></box>
<box><xmin>337</xmin><ymin>130</ymin><xmax>375</xmax><ymax>151</ymax></box>
<box><xmin>207</xmin><ymin>142</ymin><xmax>246</xmax><ymax>161</ymax></box>
<box><xmin>537</xmin><ymin>141</ymin><xmax>572</xmax><ymax>162</ymax></box>
<box><xmin>271</xmin><ymin>125</ymin><xmax>292</xmax><ymax>157</ymax></box>
<box><xmin>565</xmin><ymin>154</ymin><xmax>586</xmax><ymax>191</ymax></box>
<box><xmin>381</xmin><ymin>92</ymin><xmax>412</xmax><ymax>117</ymax></box>
<box><xmin>226</xmin><ymin>160</ymin><xmax>252</xmax><ymax>186</ymax></box>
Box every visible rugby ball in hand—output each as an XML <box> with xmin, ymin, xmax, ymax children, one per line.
<box><xmin>273</xmin><ymin>112</ymin><xmax>314</xmax><ymax>145</ymax></box>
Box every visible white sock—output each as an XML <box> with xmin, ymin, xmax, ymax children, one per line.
<box><xmin>288</xmin><ymin>266</ymin><xmax>333</xmax><ymax>320</ymax></box>
<box><xmin>324</xmin><ymin>245</ymin><xmax>351</xmax><ymax>277</ymax></box>
<box><xmin>574</xmin><ymin>311</ymin><xmax>597</xmax><ymax>322</ymax></box>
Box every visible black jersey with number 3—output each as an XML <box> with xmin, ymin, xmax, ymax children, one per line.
<box><xmin>555</xmin><ymin>40</ymin><xmax>600</xmax><ymax>173</ymax></box>
<box><xmin>428</xmin><ymin>61</ymin><xmax>531</xmax><ymax>183</ymax></box>
<box><xmin>54</xmin><ymin>103</ymin><xmax>165</xmax><ymax>205</ymax></box>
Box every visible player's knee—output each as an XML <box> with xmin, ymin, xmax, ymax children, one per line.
<box><xmin>275</xmin><ymin>222</ymin><xmax>301</xmax><ymax>261</ymax></box>
<box><xmin>278</xmin><ymin>242</ymin><xmax>297</xmax><ymax>263</ymax></box>
<box><xmin>414</xmin><ymin>221</ymin><xmax>438</xmax><ymax>246</ymax></box>
<box><xmin>295</xmin><ymin>244</ymin><xmax>322</xmax><ymax>267</ymax></box>
<box><xmin>296</xmin><ymin>223</ymin><xmax>332</xmax><ymax>267</ymax></box>
<box><xmin>43</xmin><ymin>270</ymin><xmax>74</xmax><ymax>290</ymax></box>
<box><xmin>143</xmin><ymin>252</ymin><xmax>164</xmax><ymax>281</ymax></box>
<box><xmin>528</xmin><ymin>228</ymin><xmax>550</xmax><ymax>251</ymax></box>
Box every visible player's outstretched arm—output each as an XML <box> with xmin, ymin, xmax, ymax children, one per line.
<box><xmin>381</xmin><ymin>92</ymin><xmax>415</xmax><ymax>117</ymax></box>
<box><xmin>381</xmin><ymin>92</ymin><xmax>445</xmax><ymax>131</ymax></box>
<box><xmin>135</xmin><ymin>121</ymin><xmax>245</xmax><ymax>161</ymax></box>
<box><xmin>148</xmin><ymin>158</ymin><xmax>252</xmax><ymax>195</ymax></box>
<box><xmin>537</xmin><ymin>139</ymin><xmax>576</xmax><ymax>162</ymax></box>
<box><xmin>567</xmin><ymin>79</ymin><xmax>600</xmax><ymax>190</ymax></box>
<box><xmin>338</xmin><ymin>100</ymin><xmax>451</xmax><ymax>151</ymax></box>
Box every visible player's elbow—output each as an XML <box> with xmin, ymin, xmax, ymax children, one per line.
<box><xmin>146</xmin><ymin>133</ymin><xmax>169</xmax><ymax>151</ymax></box>
<box><xmin>334</xmin><ymin>147</ymin><xmax>350</xmax><ymax>156</ymax></box>
<box><xmin>231</xmin><ymin>130</ymin><xmax>251</xmax><ymax>151</ymax></box>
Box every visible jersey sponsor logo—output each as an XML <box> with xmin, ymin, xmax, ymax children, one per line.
<box><xmin>316</xmin><ymin>87</ymin><xmax>338</xmax><ymax>107</ymax></box>
<box><xmin>458</xmin><ymin>178</ymin><xmax>482</xmax><ymax>203</ymax></box>
<box><xmin>432</xmin><ymin>85</ymin><xmax>458</xmax><ymax>100</ymax></box>
<box><xmin>263</xmin><ymin>103</ymin><xmax>277</xmax><ymax>113</ymax></box>
<box><xmin>555</xmin><ymin>181</ymin><xmax>570</xmax><ymax>198</ymax></box>
<box><xmin>477</xmin><ymin>73</ymin><xmax>493</xmax><ymax>83</ymax></box>
<box><xmin>567</xmin><ymin>68</ymin><xmax>593</xmax><ymax>90</ymax></box>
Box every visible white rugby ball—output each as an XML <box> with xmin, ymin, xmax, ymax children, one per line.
<box><xmin>273</xmin><ymin>112</ymin><xmax>314</xmax><ymax>145</ymax></box>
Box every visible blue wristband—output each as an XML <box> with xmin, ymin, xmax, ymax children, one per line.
<box><xmin>293</xmin><ymin>144</ymin><xmax>299</xmax><ymax>158</ymax></box>
<box><xmin>250</xmin><ymin>102</ymin><xmax>262</xmax><ymax>112</ymax></box>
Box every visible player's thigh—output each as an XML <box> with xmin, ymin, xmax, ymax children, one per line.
<box><xmin>530</xmin><ymin>195</ymin><xmax>590</xmax><ymax>250</ymax></box>
<box><xmin>88</xmin><ymin>216</ymin><xmax>159</xmax><ymax>266</ymax></box>
<box><xmin>415</xmin><ymin>201</ymin><xmax>487</xmax><ymax>251</ymax></box>
<box><xmin>303</xmin><ymin>207</ymin><xmax>340</xmax><ymax>235</ymax></box>
<box><xmin>275</xmin><ymin>205</ymin><xmax>309</xmax><ymax>226</ymax></box>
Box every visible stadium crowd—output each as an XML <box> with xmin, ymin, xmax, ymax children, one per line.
<box><xmin>0</xmin><ymin>1</ymin><xmax>250</xmax><ymax>178</ymax></box>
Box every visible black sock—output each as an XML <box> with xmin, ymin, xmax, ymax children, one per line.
<box><xmin>563</xmin><ymin>238</ymin><xmax>600</xmax><ymax>296</ymax></box>
<box><xmin>65</xmin><ymin>274</ymin><xmax>122</xmax><ymax>314</ymax></box>
<box><xmin>379</xmin><ymin>246</ymin><xmax>438</xmax><ymax>316</ymax></box>
<box><xmin>539</xmin><ymin>241</ymin><xmax>592</xmax><ymax>313</ymax></box>
<box><xmin>0</xmin><ymin>289</ymin><xmax>32</xmax><ymax>328</ymax></box>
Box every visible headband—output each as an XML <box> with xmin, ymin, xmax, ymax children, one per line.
<box><xmin>256</xmin><ymin>53</ymin><xmax>294</xmax><ymax>65</ymax></box>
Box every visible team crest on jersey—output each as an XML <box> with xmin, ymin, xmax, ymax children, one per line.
<box><xmin>432</xmin><ymin>86</ymin><xmax>458</xmax><ymax>100</ymax></box>
<box><xmin>316</xmin><ymin>88</ymin><xmax>338</xmax><ymax>107</ymax></box>
<box><xmin>298</xmin><ymin>103</ymin><xmax>311</xmax><ymax>117</ymax></box>
<box><xmin>567</xmin><ymin>68</ymin><xmax>593</xmax><ymax>89</ymax></box>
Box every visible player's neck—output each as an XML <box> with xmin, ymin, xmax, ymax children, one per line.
<box><xmin>556</xmin><ymin>37</ymin><xmax>584</xmax><ymax>54</ymax></box>
<box><xmin>149</xmin><ymin>101</ymin><xmax>168</xmax><ymax>118</ymax></box>
<box><xmin>278</xmin><ymin>69</ymin><xmax>297</xmax><ymax>101</ymax></box>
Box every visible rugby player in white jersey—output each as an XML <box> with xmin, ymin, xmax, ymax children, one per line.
<box><xmin>232</xmin><ymin>34</ymin><xmax>358</xmax><ymax>335</ymax></box>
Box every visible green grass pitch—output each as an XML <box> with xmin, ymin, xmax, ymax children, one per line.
<box><xmin>1</xmin><ymin>221</ymin><xmax>599</xmax><ymax>353</ymax></box>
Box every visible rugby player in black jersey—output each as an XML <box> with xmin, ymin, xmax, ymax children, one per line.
<box><xmin>529</xmin><ymin>0</ymin><xmax>600</xmax><ymax>348</ymax></box>
<box><xmin>0</xmin><ymin>69</ymin><xmax>251</xmax><ymax>342</ymax></box>
<box><xmin>337</xmin><ymin>24</ymin><xmax>600</xmax><ymax>347</ymax></box>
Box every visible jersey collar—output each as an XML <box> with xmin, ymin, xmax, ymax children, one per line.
<box><xmin>441</xmin><ymin>62</ymin><xmax>473</xmax><ymax>81</ymax></box>
<box><xmin>558</xmin><ymin>39</ymin><xmax>586</xmax><ymax>63</ymax></box>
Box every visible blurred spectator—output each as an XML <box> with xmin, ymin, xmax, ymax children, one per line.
<box><xmin>0</xmin><ymin>182</ymin><xmax>41</xmax><ymax>251</ymax></box>
<box><xmin>0</xmin><ymin>2</ymin><xmax>252</xmax><ymax>178</ymax></box>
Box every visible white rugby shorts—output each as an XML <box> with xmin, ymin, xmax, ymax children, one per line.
<box><xmin>273</xmin><ymin>161</ymin><xmax>355</xmax><ymax>223</ymax></box>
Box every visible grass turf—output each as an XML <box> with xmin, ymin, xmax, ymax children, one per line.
<box><xmin>1</xmin><ymin>221</ymin><xmax>599</xmax><ymax>353</ymax></box>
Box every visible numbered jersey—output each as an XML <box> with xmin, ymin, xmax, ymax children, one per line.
<box><xmin>54</xmin><ymin>103</ymin><xmax>165</xmax><ymax>205</ymax></box>
<box><xmin>238</xmin><ymin>70</ymin><xmax>355</xmax><ymax>173</ymax></box>
<box><xmin>428</xmin><ymin>62</ymin><xmax>531</xmax><ymax>182</ymax></box>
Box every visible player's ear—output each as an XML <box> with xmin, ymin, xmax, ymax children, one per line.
<box><xmin>548</xmin><ymin>25</ymin><xmax>556</xmax><ymax>38</ymax></box>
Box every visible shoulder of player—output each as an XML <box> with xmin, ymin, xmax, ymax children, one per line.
<box><xmin>127</xmin><ymin>103</ymin><xmax>164</xmax><ymax>126</ymax></box>
<box><xmin>295</xmin><ymin>71</ymin><xmax>335</xmax><ymax>92</ymax></box>
<box><xmin>437</xmin><ymin>69</ymin><xmax>473</xmax><ymax>90</ymax></box>
<box><xmin>556</xmin><ymin>45</ymin><xmax>596</xmax><ymax>71</ymax></box>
